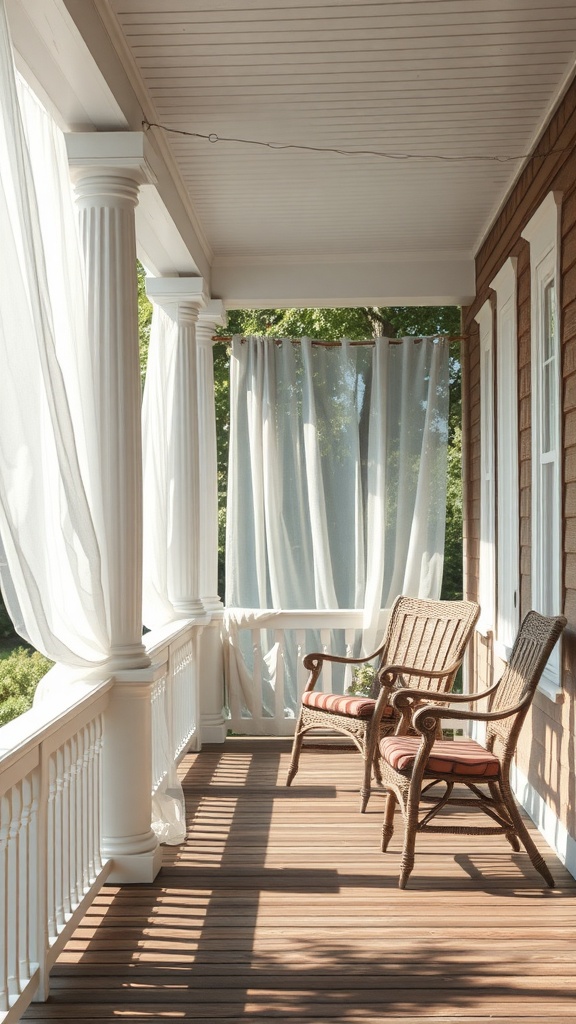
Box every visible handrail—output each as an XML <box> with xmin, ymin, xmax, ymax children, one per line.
<box><xmin>0</xmin><ymin>675</ymin><xmax>113</xmax><ymax>1022</ymax></box>
<box><xmin>223</xmin><ymin>608</ymin><xmax>391</xmax><ymax>736</ymax></box>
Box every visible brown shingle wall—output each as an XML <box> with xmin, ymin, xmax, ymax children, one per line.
<box><xmin>462</xmin><ymin>76</ymin><xmax>576</xmax><ymax>841</ymax></box>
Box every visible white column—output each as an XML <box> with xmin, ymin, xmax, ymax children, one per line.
<box><xmin>67</xmin><ymin>133</ymin><xmax>161</xmax><ymax>882</ymax></box>
<box><xmin>197</xmin><ymin>304</ymin><xmax>227</xmax><ymax>743</ymax></box>
<box><xmin>145</xmin><ymin>277</ymin><xmax>207</xmax><ymax>617</ymax></box>
<box><xmin>196</xmin><ymin>302</ymin><xmax>226</xmax><ymax>611</ymax></box>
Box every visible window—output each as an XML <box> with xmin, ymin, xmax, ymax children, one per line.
<box><xmin>475</xmin><ymin>300</ymin><xmax>495</xmax><ymax>635</ymax></box>
<box><xmin>521</xmin><ymin>191</ymin><xmax>563</xmax><ymax>699</ymax></box>
<box><xmin>490</xmin><ymin>258</ymin><xmax>519</xmax><ymax>660</ymax></box>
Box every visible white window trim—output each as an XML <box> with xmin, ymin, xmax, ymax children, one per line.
<box><xmin>490</xmin><ymin>257</ymin><xmax>520</xmax><ymax>663</ymax></box>
<box><xmin>475</xmin><ymin>299</ymin><xmax>495</xmax><ymax>637</ymax></box>
<box><xmin>521</xmin><ymin>191</ymin><xmax>563</xmax><ymax>702</ymax></box>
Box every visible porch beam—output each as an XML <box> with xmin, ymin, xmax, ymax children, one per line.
<box><xmin>212</xmin><ymin>257</ymin><xmax>476</xmax><ymax>310</ymax></box>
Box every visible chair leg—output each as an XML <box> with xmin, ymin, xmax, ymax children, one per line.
<box><xmin>372</xmin><ymin>745</ymin><xmax>383</xmax><ymax>786</ymax></box>
<box><xmin>488</xmin><ymin>782</ymin><xmax>520</xmax><ymax>851</ymax></box>
<box><xmin>500</xmin><ymin>781</ymin><xmax>555</xmax><ymax>888</ymax></box>
<box><xmin>286</xmin><ymin>713</ymin><xmax>306</xmax><ymax>786</ymax></box>
<box><xmin>398</xmin><ymin>793</ymin><xmax>419</xmax><ymax>889</ymax></box>
<box><xmin>381</xmin><ymin>792</ymin><xmax>397</xmax><ymax>851</ymax></box>
<box><xmin>360</xmin><ymin>751</ymin><xmax>373</xmax><ymax>812</ymax></box>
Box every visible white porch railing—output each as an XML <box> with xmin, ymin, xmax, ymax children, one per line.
<box><xmin>224</xmin><ymin>609</ymin><xmax>377</xmax><ymax>736</ymax></box>
<box><xmin>0</xmin><ymin>676</ymin><xmax>112</xmax><ymax>1023</ymax></box>
<box><xmin>223</xmin><ymin>608</ymin><xmax>466</xmax><ymax>738</ymax></box>
<box><xmin>0</xmin><ymin>619</ymin><xmax>205</xmax><ymax>1023</ymax></box>
<box><xmin>145</xmin><ymin>618</ymin><xmax>205</xmax><ymax>794</ymax></box>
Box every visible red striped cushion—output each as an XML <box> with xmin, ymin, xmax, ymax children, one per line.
<box><xmin>379</xmin><ymin>736</ymin><xmax>500</xmax><ymax>778</ymax></box>
<box><xmin>302</xmin><ymin>691</ymin><xmax>377</xmax><ymax>718</ymax></box>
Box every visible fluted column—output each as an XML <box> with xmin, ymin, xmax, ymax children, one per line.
<box><xmin>196</xmin><ymin>302</ymin><xmax>226</xmax><ymax>611</ymax></box>
<box><xmin>197</xmin><ymin>304</ymin><xmax>227</xmax><ymax>743</ymax></box>
<box><xmin>145</xmin><ymin>277</ymin><xmax>207</xmax><ymax>617</ymax></box>
<box><xmin>67</xmin><ymin>134</ymin><xmax>151</xmax><ymax>670</ymax></box>
<box><xmin>67</xmin><ymin>133</ymin><xmax>161</xmax><ymax>882</ymax></box>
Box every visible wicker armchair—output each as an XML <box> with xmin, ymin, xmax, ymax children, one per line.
<box><xmin>286</xmin><ymin>595</ymin><xmax>480</xmax><ymax>811</ymax></box>
<box><xmin>379</xmin><ymin>610</ymin><xmax>566</xmax><ymax>889</ymax></box>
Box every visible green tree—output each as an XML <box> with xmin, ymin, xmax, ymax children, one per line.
<box><xmin>137</xmin><ymin>261</ymin><xmax>153</xmax><ymax>387</ymax></box>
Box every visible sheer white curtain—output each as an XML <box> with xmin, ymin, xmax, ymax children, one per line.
<box><xmin>142</xmin><ymin>305</ymin><xmax>181</xmax><ymax>629</ymax></box>
<box><xmin>141</xmin><ymin>304</ymin><xmax>189</xmax><ymax>844</ymax></box>
<box><xmin>0</xmin><ymin>9</ymin><xmax>184</xmax><ymax>844</ymax></box>
<box><xmin>225</xmin><ymin>335</ymin><xmax>449</xmax><ymax>709</ymax></box>
<box><xmin>0</xmin><ymin>6</ymin><xmax>110</xmax><ymax>666</ymax></box>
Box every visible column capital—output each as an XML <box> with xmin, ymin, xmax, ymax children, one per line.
<box><xmin>66</xmin><ymin>132</ymin><xmax>157</xmax><ymax>186</ymax></box>
<box><xmin>198</xmin><ymin>300</ymin><xmax>227</xmax><ymax>334</ymax></box>
<box><xmin>145</xmin><ymin>276</ymin><xmax>208</xmax><ymax>313</ymax></box>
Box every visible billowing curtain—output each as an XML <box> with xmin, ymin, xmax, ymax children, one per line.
<box><xmin>0</xmin><ymin>9</ymin><xmax>110</xmax><ymax>666</ymax></box>
<box><xmin>142</xmin><ymin>305</ymin><xmax>181</xmax><ymax>629</ymax></box>
<box><xmin>141</xmin><ymin>304</ymin><xmax>188</xmax><ymax>844</ymax></box>
<box><xmin>225</xmin><ymin>335</ymin><xmax>449</xmax><ymax>712</ymax></box>
<box><xmin>0</xmin><ymin>8</ymin><xmax>184</xmax><ymax>844</ymax></box>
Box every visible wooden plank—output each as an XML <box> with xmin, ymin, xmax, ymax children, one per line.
<box><xmin>23</xmin><ymin>739</ymin><xmax>576</xmax><ymax>1024</ymax></box>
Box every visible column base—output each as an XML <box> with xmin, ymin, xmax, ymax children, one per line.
<box><xmin>106</xmin><ymin>845</ymin><xmax>163</xmax><ymax>884</ymax></box>
<box><xmin>201</xmin><ymin>713</ymin><xmax>227</xmax><ymax>744</ymax></box>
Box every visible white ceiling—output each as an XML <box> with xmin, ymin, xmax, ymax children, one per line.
<box><xmin>8</xmin><ymin>0</ymin><xmax>576</xmax><ymax>307</ymax></box>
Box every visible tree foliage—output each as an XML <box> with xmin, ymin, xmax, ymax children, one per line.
<box><xmin>0</xmin><ymin>647</ymin><xmax>53</xmax><ymax>726</ymax></box>
<box><xmin>137</xmin><ymin>261</ymin><xmax>153</xmax><ymax>387</ymax></box>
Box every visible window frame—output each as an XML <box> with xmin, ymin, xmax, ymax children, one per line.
<box><xmin>521</xmin><ymin>191</ymin><xmax>563</xmax><ymax>701</ymax></box>
<box><xmin>490</xmin><ymin>257</ymin><xmax>520</xmax><ymax>662</ymax></box>
<box><xmin>475</xmin><ymin>299</ymin><xmax>495</xmax><ymax>637</ymax></box>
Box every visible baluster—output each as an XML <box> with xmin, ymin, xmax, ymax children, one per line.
<box><xmin>294</xmin><ymin>629</ymin><xmax>306</xmax><ymax>702</ymax></box>
<box><xmin>320</xmin><ymin>629</ymin><xmax>331</xmax><ymax>692</ymax></box>
<box><xmin>61</xmin><ymin>742</ymin><xmax>71</xmax><ymax>921</ymax></box>
<box><xmin>85</xmin><ymin>720</ymin><xmax>95</xmax><ymax>883</ymax></box>
<box><xmin>18</xmin><ymin>775</ymin><xmax>34</xmax><ymax>982</ymax></box>
<box><xmin>28</xmin><ymin>771</ymin><xmax>40</xmax><ymax>970</ymax></box>
<box><xmin>0</xmin><ymin>793</ymin><xmax>11</xmax><ymax>1010</ymax></box>
<box><xmin>253</xmin><ymin>628</ymin><xmax>264</xmax><ymax>730</ymax></box>
<box><xmin>93</xmin><ymin>715</ymin><xmax>104</xmax><ymax>876</ymax></box>
<box><xmin>7</xmin><ymin>785</ymin><xmax>21</xmax><ymax>997</ymax></box>
<box><xmin>344</xmin><ymin>627</ymin><xmax>356</xmax><ymax>692</ymax></box>
<box><xmin>169</xmin><ymin>647</ymin><xmax>178</xmax><ymax>760</ymax></box>
<box><xmin>71</xmin><ymin>737</ymin><xmax>81</xmax><ymax>905</ymax></box>
<box><xmin>274</xmin><ymin>629</ymin><xmax>285</xmax><ymax>731</ymax></box>
<box><xmin>80</xmin><ymin>726</ymin><xmax>90</xmax><ymax>894</ymax></box>
<box><xmin>47</xmin><ymin>755</ymin><xmax>57</xmax><ymax>941</ymax></box>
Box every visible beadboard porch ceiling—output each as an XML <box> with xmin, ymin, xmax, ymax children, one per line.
<box><xmin>9</xmin><ymin>0</ymin><xmax>576</xmax><ymax>306</ymax></box>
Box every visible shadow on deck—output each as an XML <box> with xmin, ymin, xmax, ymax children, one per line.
<box><xmin>24</xmin><ymin>737</ymin><xmax>576</xmax><ymax>1022</ymax></box>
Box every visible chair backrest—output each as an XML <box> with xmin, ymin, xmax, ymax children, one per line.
<box><xmin>371</xmin><ymin>596</ymin><xmax>480</xmax><ymax>697</ymax></box>
<box><xmin>486</xmin><ymin>610</ymin><xmax>566</xmax><ymax>761</ymax></box>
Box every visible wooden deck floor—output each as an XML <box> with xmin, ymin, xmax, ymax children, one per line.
<box><xmin>24</xmin><ymin>737</ymin><xmax>576</xmax><ymax>1023</ymax></box>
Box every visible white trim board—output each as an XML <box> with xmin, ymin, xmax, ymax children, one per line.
<box><xmin>511</xmin><ymin>762</ymin><xmax>576</xmax><ymax>881</ymax></box>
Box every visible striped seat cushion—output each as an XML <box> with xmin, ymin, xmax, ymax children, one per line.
<box><xmin>379</xmin><ymin>736</ymin><xmax>500</xmax><ymax>778</ymax></box>
<box><xmin>302</xmin><ymin>691</ymin><xmax>380</xmax><ymax>719</ymax></box>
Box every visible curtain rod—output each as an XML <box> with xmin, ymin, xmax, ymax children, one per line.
<box><xmin>212</xmin><ymin>334</ymin><xmax>466</xmax><ymax>345</ymax></box>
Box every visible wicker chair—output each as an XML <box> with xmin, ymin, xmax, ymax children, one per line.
<box><xmin>286</xmin><ymin>595</ymin><xmax>480</xmax><ymax>811</ymax></box>
<box><xmin>379</xmin><ymin>610</ymin><xmax>566</xmax><ymax>889</ymax></box>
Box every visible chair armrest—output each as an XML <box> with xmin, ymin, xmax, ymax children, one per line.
<box><xmin>410</xmin><ymin>698</ymin><xmax>526</xmax><ymax>736</ymax></box>
<box><xmin>369</xmin><ymin>661</ymin><xmax>463</xmax><ymax>727</ymax></box>
<box><xmin>302</xmin><ymin>644</ymin><xmax>386</xmax><ymax>693</ymax></box>
<box><xmin>391</xmin><ymin>677</ymin><xmax>501</xmax><ymax>710</ymax></box>
<box><xmin>389</xmin><ymin>678</ymin><xmax>501</xmax><ymax>734</ymax></box>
